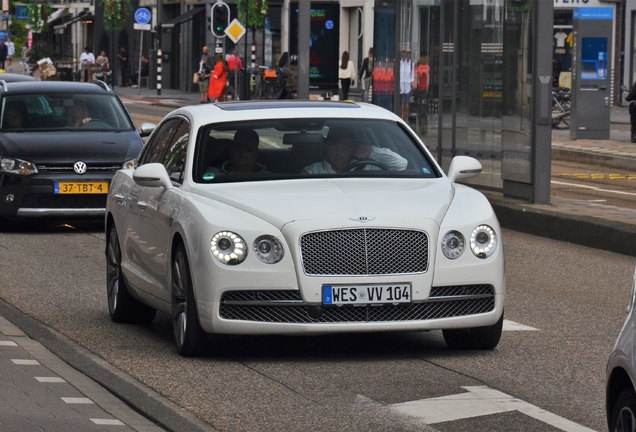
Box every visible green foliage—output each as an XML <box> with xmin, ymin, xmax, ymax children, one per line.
<box><xmin>102</xmin><ymin>0</ymin><xmax>132</xmax><ymax>32</ymax></box>
<box><xmin>237</xmin><ymin>0</ymin><xmax>269</xmax><ymax>30</ymax></box>
<box><xmin>9</xmin><ymin>17</ymin><xmax>28</xmax><ymax>56</ymax></box>
<box><xmin>26</xmin><ymin>3</ymin><xmax>52</xmax><ymax>33</ymax></box>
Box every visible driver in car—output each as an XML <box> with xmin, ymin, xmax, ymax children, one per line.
<box><xmin>302</xmin><ymin>127</ymin><xmax>407</xmax><ymax>174</ymax></box>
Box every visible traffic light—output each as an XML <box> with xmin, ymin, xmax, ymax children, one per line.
<box><xmin>211</xmin><ymin>3</ymin><xmax>229</xmax><ymax>38</ymax></box>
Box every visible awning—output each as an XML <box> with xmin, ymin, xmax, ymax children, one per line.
<box><xmin>47</xmin><ymin>8</ymin><xmax>68</xmax><ymax>25</ymax></box>
<box><xmin>162</xmin><ymin>7</ymin><xmax>204</xmax><ymax>29</ymax></box>
<box><xmin>53</xmin><ymin>11</ymin><xmax>93</xmax><ymax>31</ymax></box>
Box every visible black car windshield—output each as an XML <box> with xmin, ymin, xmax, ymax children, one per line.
<box><xmin>0</xmin><ymin>93</ymin><xmax>134</xmax><ymax>132</ymax></box>
<box><xmin>193</xmin><ymin>118</ymin><xmax>440</xmax><ymax>182</ymax></box>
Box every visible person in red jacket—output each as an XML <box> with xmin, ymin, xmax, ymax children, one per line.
<box><xmin>208</xmin><ymin>54</ymin><xmax>228</xmax><ymax>103</ymax></box>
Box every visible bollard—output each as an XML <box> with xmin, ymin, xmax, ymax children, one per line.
<box><xmin>157</xmin><ymin>48</ymin><xmax>162</xmax><ymax>96</ymax></box>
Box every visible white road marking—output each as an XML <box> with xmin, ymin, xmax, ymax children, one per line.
<box><xmin>36</xmin><ymin>377</ymin><xmax>65</xmax><ymax>383</ymax></box>
<box><xmin>0</xmin><ymin>341</ymin><xmax>17</xmax><ymax>346</ymax></box>
<box><xmin>552</xmin><ymin>180</ymin><xmax>636</xmax><ymax>197</ymax></box>
<box><xmin>91</xmin><ymin>419</ymin><xmax>125</xmax><ymax>425</ymax></box>
<box><xmin>503</xmin><ymin>320</ymin><xmax>539</xmax><ymax>331</ymax></box>
<box><xmin>392</xmin><ymin>386</ymin><xmax>595</xmax><ymax>432</ymax></box>
<box><xmin>12</xmin><ymin>359</ymin><xmax>39</xmax><ymax>365</ymax></box>
<box><xmin>61</xmin><ymin>397</ymin><xmax>94</xmax><ymax>404</ymax></box>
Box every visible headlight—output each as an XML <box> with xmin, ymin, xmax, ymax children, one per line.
<box><xmin>122</xmin><ymin>158</ymin><xmax>136</xmax><ymax>170</ymax></box>
<box><xmin>210</xmin><ymin>231</ymin><xmax>247</xmax><ymax>265</ymax></box>
<box><xmin>253</xmin><ymin>235</ymin><xmax>284</xmax><ymax>264</ymax></box>
<box><xmin>441</xmin><ymin>231</ymin><xmax>465</xmax><ymax>260</ymax></box>
<box><xmin>470</xmin><ymin>225</ymin><xmax>497</xmax><ymax>258</ymax></box>
<box><xmin>1</xmin><ymin>156</ymin><xmax>37</xmax><ymax>175</ymax></box>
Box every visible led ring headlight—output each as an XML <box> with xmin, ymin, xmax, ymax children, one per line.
<box><xmin>470</xmin><ymin>225</ymin><xmax>497</xmax><ymax>259</ymax></box>
<box><xmin>211</xmin><ymin>231</ymin><xmax>247</xmax><ymax>265</ymax></box>
<box><xmin>253</xmin><ymin>235</ymin><xmax>284</xmax><ymax>264</ymax></box>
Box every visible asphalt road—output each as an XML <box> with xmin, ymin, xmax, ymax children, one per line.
<box><xmin>0</xmin><ymin>215</ymin><xmax>631</xmax><ymax>432</ymax></box>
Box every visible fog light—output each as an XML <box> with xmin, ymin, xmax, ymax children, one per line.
<box><xmin>5</xmin><ymin>194</ymin><xmax>14</xmax><ymax>203</ymax></box>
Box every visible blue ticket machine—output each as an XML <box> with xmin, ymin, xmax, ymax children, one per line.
<box><xmin>570</xmin><ymin>7</ymin><xmax>613</xmax><ymax>140</ymax></box>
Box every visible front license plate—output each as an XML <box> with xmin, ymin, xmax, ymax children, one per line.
<box><xmin>54</xmin><ymin>182</ymin><xmax>109</xmax><ymax>194</ymax></box>
<box><xmin>323</xmin><ymin>283</ymin><xmax>411</xmax><ymax>305</ymax></box>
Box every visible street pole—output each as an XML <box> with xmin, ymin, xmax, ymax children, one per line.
<box><xmin>297</xmin><ymin>0</ymin><xmax>310</xmax><ymax>100</ymax></box>
<box><xmin>137</xmin><ymin>33</ymin><xmax>143</xmax><ymax>95</ymax></box>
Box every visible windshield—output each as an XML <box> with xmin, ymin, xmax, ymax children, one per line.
<box><xmin>193</xmin><ymin>119</ymin><xmax>439</xmax><ymax>183</ymax></box>
<box><xmin>0</xmin><ymin>93</ymin><xmax>134</xmax><ymax>132</ymax></box>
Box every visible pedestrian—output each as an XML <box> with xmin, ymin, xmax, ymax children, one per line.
<box><xmin>208</xmin><ymin>53</ymin><xmax>228</xmax><ymax>103</ymax></box>
<box><xmin>414</xmin><ymin>55</ymin><xmax>429</xmax><ymax>133</ymax></box>
<box><xmin>227</xmin><ymin>51</ymin><xmax>243</xmax><ymax>100</ymax></box>
<box><xmin>338</xmin><ymin>51</ymin><xmax>356</xmax><ymax>101</ymax></box>
<box><xmin>0</xmin><ymin>40</ymin><xmax>8</xmax><ymax>71</ymax></box>
<box><xmin>282</xmin><ymin>54</ymin><xmax>298</xmax><ymax>99</ymax></box>
<box><xmin>358</xmin><ymin>47</ymin><xmax>374</xmax><ymax>103</ymax></box>
<box><xmin>96</xmin><ymin>50</ymin><xmax>109</xmax><ymax>71</ymax></box>
<box><xmin>5</xmin><ymin>38</ymin><xmax>14</xmax><ymax>72</ymax></box>
<box><xmin>79</xmin><ymin>47</ymin><xmax>95</xmax><ymax>81</ymax></box>
<box><xmin>627</xmin><ymin>81</ymin><xmax>636</xmax><ymax>143</ymax></box>
<box><xmin>197</xmin><ymin>56</ymin><xmax>211</xmax><ymax>103</ymax></box>
<box><xmin>130</xmin><ymin>55</ymin><xmax>149</xmax><ymax>88</ymax></box>
<box><xmin>117</xmin><ymin>46</ymin><xmax>129</xmax><ymax>87</ymax></box>
<box><xmin>399</xmin><ymin>47</ymin><xmax>414</xmax><ymax>121</ymax></box>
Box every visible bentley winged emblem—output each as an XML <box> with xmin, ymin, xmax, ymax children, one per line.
<box><xmin>349</xmin><ymin>216</ymin><xmax>376</xmax><ymax>223</ymax></box>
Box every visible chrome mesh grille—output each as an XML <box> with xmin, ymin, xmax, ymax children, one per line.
<box><xmin>219</xmin><ymin>285</ymin><xmax>494</xmax><ymax>323</ymax></box>
<box><xmin>300</xmin><ymin>228</ymin><xmax>428</xmax><ymax>276</ymax></box>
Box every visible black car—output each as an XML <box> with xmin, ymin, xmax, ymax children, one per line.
<box><xmin>0</xmin><ymin>73</ymin><xmax>37</xmax><ymax>83</ymax></box>
<box><xmin>0</xmin><ymin>80</ymin><xmax>143</xmax><ymax>218</ymax></box>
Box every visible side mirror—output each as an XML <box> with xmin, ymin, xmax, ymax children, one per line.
<box><xmin>133</xmin><ymin>163</ymin><xmax>174</xmax><ymax>190</ymax></box>
<box><xmin>447</xmin><ymin>156</ymin><xmax>482</xmax><ymax>183</ymax></box>
<box><xmin>139</xmin><ymin>122</ymin><xmax>156</xmax><ymax>138</ymax></box>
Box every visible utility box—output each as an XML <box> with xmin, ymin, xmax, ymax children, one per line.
<box><xmin>570</xmin><ymin>7</ymin><xmax>613</xmax><ymax>140</ymax></box>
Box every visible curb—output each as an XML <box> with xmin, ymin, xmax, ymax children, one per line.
<box><xmin>490</xmin><ymin>199</ymin><xmax>636</xmax><ymax>257</ymax></box>
<box><xmin>552</xmin><ymin>147</ymin><xmax>636</xmax><ymax>171</ymax></box>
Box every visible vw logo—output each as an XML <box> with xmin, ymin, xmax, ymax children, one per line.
<box><xmin>74</xmin><ymin>161</ymin><xmax>87</xmax><ymax>174</ymax></box>
<box><xmin>349</xmin><ymin>216</ymin><xmax>376</xmax><ymax>223</ymax></box>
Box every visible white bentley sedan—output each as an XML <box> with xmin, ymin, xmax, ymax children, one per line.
<box><xmin>105</xmin><ymin>101</ymin><xmax>505</xmax><ymax>356</ymax></box>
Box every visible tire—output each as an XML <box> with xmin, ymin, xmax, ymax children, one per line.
<box><xmin>106</xmin><ymin>225</ymin><xmax>156</xmax><ymax>324</ymax></box>
<box><xmin>172</xmin><ymin>244</ymin><xmax>207</xmax><ymax>357</ymax></box>
<box><xmin>442</xmin><ymin>312</ymin><xmax>504</xmax><ymax>350</ymax></box>
<box><xmin>554</xmin><ymin>113</ymin><xmax>570</xmax><ymax>130</ymax></box>
<box><xmin>609</xmin><ymin>388</ymin><xmax>636</xmax><ymax>432</ymax></box>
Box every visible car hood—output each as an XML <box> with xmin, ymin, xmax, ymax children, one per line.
<box><xmin>0</xmin><ymin>131</ymin><xmax>142</xmax><ymax>163</ymax></box>
<box><xmin>193</xmin><ymin>178</ymin><xmax>454</xmax><ymax>230</ymax></box>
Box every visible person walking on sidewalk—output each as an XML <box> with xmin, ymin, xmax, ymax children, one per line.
<box><xmin>626</xmin><ymin>81</ymin><xmax>636</xmax><ymax>143</ymax></box>
<box><xmin>208</xmin><ymin>53</ymin><xmax>228</xmax><ymax>103</ymax></box>
<box><xmin>359</xmin><ymin>47</ymin><xmax>374</xmax><ymax>103</ymax></box>
<box><xmin>227</xmin><ymin>51</ymin><xmax>242</xmax><ymax>100</ymax></box>
<box><xmin>338</xmin><ymin>51</ymin><xmax>356</xmax><ymax>101</ymax></box>
<box><xmin>197</xmin><ymin>56</ymin><xmax>211</xmax><ymax>103</ymax></box>
<box><xmin>6</xmin><ymin>38</ymin><xmax>14</xmax><ymax>72</ymax></box>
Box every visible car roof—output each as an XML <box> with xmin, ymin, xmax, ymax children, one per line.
<box><xmin>0</xmin><ymin>80</ymin><xmax>113</xmax><ymax>95</ymax></box>
<box><xmin>0</xmin><ymin>73</ymin><xmax>37</xmax><ymax>83</ymax></box>
<box><xmin>175</xmin><ymin>100</ymin><xmax>403</xmax><ymax>124</ymax></box>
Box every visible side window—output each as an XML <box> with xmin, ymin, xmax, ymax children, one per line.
<box><xmin>162</xmin><ymin>120</ymin><xmax>190</xmax><ymax>184</ymax></box>
<box><xmin>138</xmin><ymin>119</ymin><xmax>181</xmax><ymax>166</ymax></box>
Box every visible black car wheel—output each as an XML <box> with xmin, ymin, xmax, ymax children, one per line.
<box><xmin>610</xmin><ymin>388</ymin><xmax>636</xmax><ymax>432</ymax></box>
<box><xmin>442</xmin><ymin>312</ymin><xmax>503</xmax><ymax>350</ymax></box>
<box><xmin>172</xmin><ymin>244</ymin><xmax>207</xmax><ymax>356</ymax></box>
<box><xmin>106</xmin><ymin>225</ymin><xmax>156</xmax><ymax>323</ymax></box>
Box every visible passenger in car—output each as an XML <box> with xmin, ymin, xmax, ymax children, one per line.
<box><xmin>66</xmin><ymin>100</ymin><xmax>92</xmax><ymax>127</ymax></box>
<box><xmin>209</xmin><ymin>128</ymin><xmax>268</xmax><ymax>175</ymax></box>
<box><xmin>2</xmin><ymin>104</ymin><xmax>26</xmax><ymax>129</ymax></box>
<box><xmin>301</xmin><ymin>128</ymin><xmax>407</xmax><ymax>174</ymax></box>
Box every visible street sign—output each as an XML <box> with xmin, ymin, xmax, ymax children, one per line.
<box><xmin>15</xmin><ymin>5</ymin><xmax>28</xmax><ymax>21</ymax></box>
<box><xmin>225</xmin><ymin>18</ymin><xmax>246</xmax><ymax>44</ymax></box>
<box><xmin>134</xmin><ymin>23</ymin><xmax>151</xmax><ymax>31</ymax></box>
<box><xmin>134</xmin><ymin>8</ymin><xmax>151</xmax><ymax>25</ymax></box>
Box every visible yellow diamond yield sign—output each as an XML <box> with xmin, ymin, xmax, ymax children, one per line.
<box><xmin>225</xmin><ymin>19</ymin><xmax>246</xmax><ymax>44</ymax></box>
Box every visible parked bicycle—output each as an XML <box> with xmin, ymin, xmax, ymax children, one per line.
<box><xmin>251</xmin><ymin>66</ymin><xmax>285</xmax><ymax>100</ymax></box>
<box><xmin>552</xmin><ymin>86</ymin><xmax>571</xmax><ymax>129</ymax></box>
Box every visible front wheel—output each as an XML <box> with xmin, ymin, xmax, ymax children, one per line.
<box><xmin>609</xmin><ymin>388</ymin><xmax>636</xmax><ymax>432</ymax></box>
<box><xmin>442</xmin><ymin>312</ymin><xmax>503</xmax><ymax>350</ymax></box>
<box><xmin>106</xmin><ymin>225</ymin><xmax>156</xmax><ymax>323</ymax></box>
<box><xmin>172</xmin><ymin>244</ymin><xmax>207</xmax><ymax>356</ymax></box>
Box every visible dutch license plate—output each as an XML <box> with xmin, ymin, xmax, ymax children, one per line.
<box><xmin>323</xmin><ymin>283</ymin><xmax>411</xmax><ymax>305</ymax></box>
<box><xmin>54</xmin><ymin>182</ymin><xmax>109</xmax><ymax>194</ymax></box>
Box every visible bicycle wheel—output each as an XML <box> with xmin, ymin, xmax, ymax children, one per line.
<box><xmin>263</xmin><ymin>81</ymin><xmax>275</xmax><ymax>99</ymax></box>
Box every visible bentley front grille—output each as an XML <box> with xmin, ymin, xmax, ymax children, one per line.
<box><xmin>219</xmin><ymin>285</ymin><xmax>495</xmax><ymax>323</ymax></box>
<box><xmin>300</xmin><ymin>228</ymin><xmax>429</xmax><ymax>276</ymax></box>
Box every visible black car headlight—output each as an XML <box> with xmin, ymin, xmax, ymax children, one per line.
<box><xmin>211</xmin><ymin>231</ymin><xmax>247</xmax><ymax>265</ymax></box>
<box><xmin>1</xmin><ymin>156</ymin><xmax>38</xmax><ymax>175</ymax></box>
<box><xmin>253</xmin><ymin>235</ymin><xmax>284</xmax><ymax>264</ymax></box>
<box><xmin>122</xmin><ymin>158</ymin><xmax>136</xmax><ymax>170</ymax></box>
